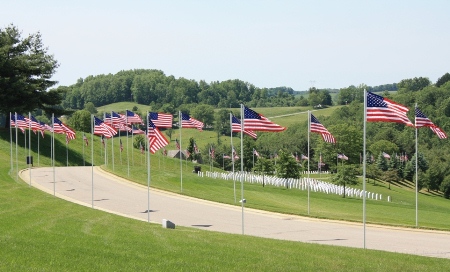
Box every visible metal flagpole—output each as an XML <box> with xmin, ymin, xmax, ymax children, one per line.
<box><xmin>91</xmin><ymin>114</ymin><xmax>94</xmax><ymax>208</ymax></box>
<box><xmin>307</xmin><ymin>110</ymin><xmax>311</xmax><ymax>214</ymax></box>
<box><xmin>66</xmin><ymin>135</ymin><xmax>68</xmax><ymax>166</ymax></box>
<box><xmin>28</xmin><ymin>112</ymin><xmax>31</xmax><ymax>186</ymax></box>
<box><xmin>111</xmin><ymin>111</ymin><xmax>114</xmax><ymax>171</ymax></box>
<box><xmin>126</xmin><ymin>110</ymin><xmax>130</xmax><ymax>177</ymax></box>
<box><xmin>15</xmin><ymin>113</ymin><xmax>18</xmax><ymax>181</ymax></box>
<box><xmin>37</xmin><ymin>127</ymin><xmax>40</xmax><ymax>167</ymax></box>
<box><xmin>230</xmin><ymin>113</ymin><xmax>236</xmax><ymax>203</ymax></box>
<box><xmin>415</xmin><ymin>103</ymin><xmax>418</xmax><ymax>227</ymax></box>
<box><xmin>83</xmin><ymin>133</ymin><xmax>85</xmax><ymax>166</ymax></box>
<box><xmin>363</xmin><ymin>89</ymin><xmax>367</xmax><ymax>249</ymax></box>
<box><xmin>147</xmin><ymin>111</ymin><xmax>150</xmax><ymax>223</ymax></box>
<box><xmin>9</xmin><ymin>113</ymin><xmax>13</xmax><ymax>175</ymax></box>
<box><xmin>240</xmin><ymin>104</ymin><xmax>245</xmax><ymax>235</ymax></box>
<box><xmin>132</xmin><ymin>127</ymin><xmax>134</xmax><ymax>166</ymax></box>
<box><xmin>179</xmin><ymin>111</ymin><xmax>183</xmax><ymax>192</ymax></box>
<box><xmin>52</xmin><ymin>113</ymin><xmax>55</xmax><ymax>196</ymax></box>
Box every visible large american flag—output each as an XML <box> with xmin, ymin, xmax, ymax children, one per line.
<box><xmin>243</xmin><ymin>106</ymin><xmax>286</xmax><ymax>132</ymax></box>
<box><xmin>125</xmin><ymin>110</ymin><xmax>143</xmax><ymax>124</ymax></box>
<box><xmin>415</xmin><ymin>107</ymin><xmax>447</xmax><ymax>139</ymax></box>
<box><xmin>310</xmin><ymin>114</ymin><xmax>336</xmax><ymax>143</ymax></box>
<box><xmin>181</xmin><ymin>112</ymin><xmax>204</xmax><ymax>131</ymax></box>
<box><xmin>231</xmin><ymin>114</ymin><xmax>257</xmax><ymax>139</ymax></box>
<box><xmin>93</xmin><ymin>116</ymin><xmax>117</xmax><ymax>138</ymax></box>
<box><xmin>149</xmin><ymin>112</ymin><xmax>173</xmax><ymax>128</ymax></box>
<box><xmin>366</xmin><ymin>92</ymin><xmax>413</xmax><ymax>126</ymax></box>
<box><xmin>147</xmin><ymin>119</ymin><xmax>169</xmax><ymax>154</ymax></box>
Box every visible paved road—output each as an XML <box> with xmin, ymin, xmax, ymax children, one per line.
<box><xmin>21</xmin><ymin>166</ymin><xmax>450</xmax><ymax>259</ymax></box>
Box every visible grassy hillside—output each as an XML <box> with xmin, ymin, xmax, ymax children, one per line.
<box><xmin>2</xmin><ymin>132</ymin><xmax>450</xmax><ymax>270</ymax></box>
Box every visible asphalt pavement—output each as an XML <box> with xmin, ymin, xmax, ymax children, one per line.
<box><xmin>20</xmin><ymin>166</ymin><xmax>450</xmax><ymax>259</ymax></box>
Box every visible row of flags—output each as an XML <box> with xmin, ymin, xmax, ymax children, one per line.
<box><xmin>10</xmin><ymin>113</ymin><xmax>76</xmax><ymax>143</ymax></box>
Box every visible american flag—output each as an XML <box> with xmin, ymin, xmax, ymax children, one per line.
<box><xmin>104</xmin><ymin>111</ymin><xmax>125</xmax><ymax>126</ymax></box>
<box><xmin>382</xmin><ymin>152</ymin><xmax>391</xmax><ymax>159</ymax></box>
<box><xmin>27</xmin><ymin>115</ymin><xmax>41</xmax><ymax>131</ymax></box>
<box><xmin>175</xmin><ymin>139</ymin><xmax>180</xmax><ymax>150</ymax></box>
<box><xmin>40</xmin><ymin>121</ymin><xmax>52</xmax><ymax>134</ymax></box>
<box><xmin>140</xmin><ymin>142</ymin><xmax>144</xmax><ymax>154</ymax></box>
<box><xmin>125</xmin><ymin>110</ymin><xmax>143</xmax><ymax>124</ymax></box>
<box><xmin>232</xmin><ymin>146</ymin><xmax>239</xmax><ymax>159</ymax></box>
<box><xmin>301</xmin><ymin>154</ymin><xmax>309</xmax><ymax>160</ymax></box>
<box><xmin>53</xmin><ymin>117</ymin><xmax>76</xmax><ymax>142</ymax></box>
<box><xmin>310</xmin><ymin>114</ymin><xmax>336</xmax><ymax>143</ymax></box>
<box><xmin>147</xmin><ymin>119</ymin><xmax>169</xmax><ymax>154</ymax></box>
<box><xmin>93</xmin><ymin>116</ymin><xmax>117</xmax><ymax>138</ymax></box>
<box><xmin>337</xmin><ymin>153</ymin><xmax>348</xmax><ymax>160</ymax></box>
<box><xmin>243</xmin><ymin>106</ymin><xmax>286</xmax><ymax>132</ymax></box>
<box><xmin>253</xmin><ymin>148</ymin><xmax>260</xmax><ymax>157</ymax></box>
<box><xmin>430</xmin><ymin>126</ymin><xmax>447</xmax><ymax>139</ymax></box>
<box><xmin>415</xmin><ymin>106</ymin><xmax>447</xmax><ymax>139</ymax></box>
<box><xmin>120</xmin><ymin>139</ymin><xmax>123</xmax><ymax>152</ymax></box>
<box><xmin>132</xmin><ymin>125</ymin><xmax>145</xmax><ymax>134</ymax></box>
<box><xmin>149</xmin><ymin>112</ymin><xmax>173</xmax><ymax>128</ymax></box>
<box><xmin>231</xmin><ymin>114</ymin><xmax>257</xmax><ymax>139</ymax></box>
<box><xmin>10</xmin><ymin>114</ymin><xmax>25</xmax><ymax>133</ymax></box>
<box><xmin>209</xmin><ymin>146</ymin><xmax>215</xmax><ymax>159</ymax></box>
<box><xmin>366</xmin><ymin>92</ymin><xmax>413</xmax><ymax>126</ymax></box>
<box><xmin>15</xmin><ymin>113</ymin><xmax>29</xmax><ymax>130</ymax></box>
<box><xmin>223</xmin><ymin>154</ymin><xmax>231</xmax><ymax>159</ymax></box>
<box><xmin>83</xmin><ymin>133</ymin><xmax>89</xmax><ymax>146</ymax></box>
<box><xmin>194</xmin><ymin>142</ymin><xmax>199</xmax><ymax>153</ymax></box>
<box><xmin>181</xmin><ymin>112</ymin><xmax>204</xmax><ymax>131</ymax></box>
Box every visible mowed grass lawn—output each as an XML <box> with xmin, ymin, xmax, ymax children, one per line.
<box><xmin>2</xmin><ymin>133</ymin><xmax>450</xmax><ymax>270</ymax></box>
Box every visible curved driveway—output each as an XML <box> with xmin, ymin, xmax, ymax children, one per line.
<box><xmin>21</xmin><ymin>166</ymin><xmax>450</xmax><ymax>259</ymax></box>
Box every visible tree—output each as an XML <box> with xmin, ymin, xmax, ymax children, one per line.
<box><xmin>332</xmin><ymin>165</ymin><xmax>358</xmax><ymax>197</ymax></box>
<box><xmin>436</xmin><ymin>72</ymin><xmax>450</xmax><ymax>88</ymax></box>
<box><xmin>68</xmin><ymin>110</ymin><xmax>91</xmax><ymax>132</ymax></box>
<box><xmin>0</xmin><ymin>24</ymin><xmax>63</xmax><ymax>117</ymax></box>
<box><xmin>440</xmin><ymin>176</ymin><xmax>450</xmax><ymax>199</ymax></box>
<box><xmin>275</xmin><ymin>150</ymin><xmax>300</xmax><ymax>179</ymax></box>
<box><xmin>382</xmin><ymin>169</ymin><xmax>399</xmax><ymax>190</ymax></box>
<box><xmin>84</xmin><ymin>102</ymin><xmax>97</xmax><ymax>114</ymax></box>
<box><xmin>191</xmin><ymin>104</ymin><xmax>215</xmax><ymax>128</ymax></box>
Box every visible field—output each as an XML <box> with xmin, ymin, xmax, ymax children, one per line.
<box><xmin>2</xmin><ymin>103</ymin><xmax>450</xmax><ymax>270</ymax></box>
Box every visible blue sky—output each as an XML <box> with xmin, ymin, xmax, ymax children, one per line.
<box><xmin>3</xmin><ymin>1</ymin><xmax>450</xmax><ymax>91</ymax></box>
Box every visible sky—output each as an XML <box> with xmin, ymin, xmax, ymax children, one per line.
<box><xmin>2</xmin><ymin>0</ymin><xmax>450</xmax><ymax>91</ymax></box>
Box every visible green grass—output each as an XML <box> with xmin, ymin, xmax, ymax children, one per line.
<box><xmin>2</xmin><ymin>132</ymin><xmax>450</xmax><ymax>270</ymax></box>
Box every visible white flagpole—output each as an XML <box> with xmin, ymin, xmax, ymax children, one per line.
<box><xmin>66</xmin><ymin>135</ymin><xmax>68</xmax><ymax>166</ymax></box>
<box><xmin>146</xmin><ymin>111</ymin><xmax>150</xmax><ymax>223</ymax></box>
<box><xmin>230</xmin><ymin>113</ymin><xmax>236</xmax><ymax>203</ymax></box>
<box><xmin>83</xmin><ymin>133</ymin><xmax>85</xmax><ymax>166</ymax></box>
<box><xmin>179</xmin><ymin>111</ymin><xmax>183</xmax><ymax>192</ymax></box>
<box><xmin>52</xmin><ymin>113</ymin><xmax>55</xmax><ymax>196</ymax></box>
<box><xmin>307</xmin><ymin>110</ymin><xmax>311</xmax><ymax>214</ymax></box>
<box><xmin>126</xmin><ymin>110</ymin><xmax>130</xmax><ymax>177</ymax></box>
<box><xmin>363</xmin><ymin>89</ymin><xmax>367</xmax><ymax>249</ymax></box>
<box><xmin>28</xmin><ymin>112</ymin><xmax>31</xmax><ymax>186</ymax></box>
<box><xmin>111</xmin><ymin>111</ymin><xmax>114</xmax><ymax>171</ymax></box>
<box><xmin>91</xmin><ymin>114</ymin><xmax>94</xmax><ymax>208</ymax></box>
<box><xmin>9</xmin><ymin>113</ymin><xmax>13</xmax><ymax>175</ymax></box>
<box><xmin>37</xmin><ymin>127</ymin><xmax>40</xmax><ymax>167</ymax></box>
<box><xmin>240</xmin><ymin>104</ymin><xmax>245</xmax><ymax>235</ymax></box>
<box><xmin>15</xmin><ymin>113</ymin><xmax>18</xmax><ymax>181</ymax></box>
<box><xmin>415</xmin><ymin>103</ymin><xmax>418</xmax><ymax>227</ymax></box>
<box><xmin>132</xmin><ymin>127</ymin><xmax>134</xmax><ymax>166</ymax></box>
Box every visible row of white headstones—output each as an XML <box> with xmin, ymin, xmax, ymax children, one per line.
<box><xmin>199</xmin><ymin>171</ymin><xmax>390</xmax><ymax>201</ymax></box>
